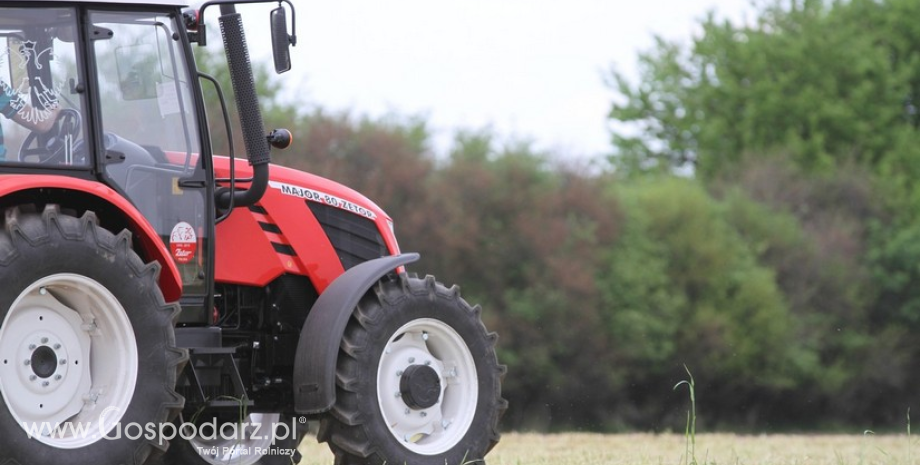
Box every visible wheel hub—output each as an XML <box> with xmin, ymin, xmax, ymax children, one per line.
<box><xmin>30</xmin><ymin>345</ymin><xmax>58</xmax><ymax>379</ymax></box>
<box><xmin>399</xmin><ymin>364</ymin><xmax>441</xmax><ymax>410</ymax></box>
<box><xmin>376</xmin><ymin>318</ymin><xmax>479</xmax><ymax>455</ymax></box>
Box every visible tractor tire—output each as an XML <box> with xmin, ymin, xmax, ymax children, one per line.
<box><xmin>154</xmin><ymin>413</ymin><xmax>304</xmax><ymax>465</ymax></box>
<box><xmin>319</xmin><ymin>274</ymin><xmax>507</xmax><ymax>465</ymax></box>
<box><xmin>0</xmin><ymin>205</ymin><xmax>186</xmax><ymax>465</ymax></box>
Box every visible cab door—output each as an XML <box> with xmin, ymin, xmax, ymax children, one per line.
<box><xmin>88</xmin><ymin>9</ymin><xmax>213</xmax><ymax>320</ymax></box>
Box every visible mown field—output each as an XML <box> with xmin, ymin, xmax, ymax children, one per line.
<box><xmin>296</xmin><ymin>432</ymin><xmax>920</xmax><ymax>464</ymax></box>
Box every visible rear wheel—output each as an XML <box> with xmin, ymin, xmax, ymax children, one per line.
<box><xmin>0</xmin><ymin>205</ymin><xmax>186</xmax><ymax>465</ymax></box>
<box><xmin>319</xmin><ymin>274</ymin><xmax>506</xmax><ymax>465</ymax></box>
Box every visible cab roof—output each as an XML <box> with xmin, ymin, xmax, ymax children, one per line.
<box><xmin>0</xmin><ymin>0</ymin><xmax>189</xmax><ymax>5</ymax></box>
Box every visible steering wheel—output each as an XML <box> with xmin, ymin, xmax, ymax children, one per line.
<box><xmin>18</xmin><ymin>108</ymin><xmax>84</xmax><ymax>164</ymax></box>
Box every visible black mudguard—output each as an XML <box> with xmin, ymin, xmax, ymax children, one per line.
<box><xmin>293</xmin><ymin>253</ymin><xmax>420</xmax><ymax>414</ymax></box>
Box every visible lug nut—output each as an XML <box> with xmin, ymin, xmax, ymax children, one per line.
<box><xmin>54</xmin><ymin>375</ymin><xmax>62</xmax><ymax>381</ymax></box>
<box><xmin>28</xmin><ymin>344</ymin><xmax>36</xmax><ymax>350</ymax></box>
<box><xmin>41</xmin><ymin>381</ymin><xmax>49</xmax><ymax>387</ymax></box>
<box><xmin>23</xmin><ymin>360</ymin><xmax>30</xmax><ymax>366</ymax></box>
<box><xmin>40</xmin><ymin>338</ymin><xmax>48</xmax><ymax>344</ymax></box>
<box><xmin>59</xmin><ymin>359</ymin><xmax>66</xmax><ymax>365</ymax></box>
<box><xmin>29</xmin><ymin>375</ymin><xmax>36</xmax><ymax>381</ymax></box>
<box><xmin>53</xmin><ymin>344</ymin><xmax>61</xmax><ymax>350</ymax></box>
<box><xmin>408</xmin><ymin>357</ymin><xmax>415</xmax><ymax>364</ymax></box>
<box><xmin>422</xmin><ymin>332</ymin><xmax>429</xmax><ymax>341</ymax></box>
<box><xmin>396</xmin><ymin>370</ymin><xmax>403</xmax><ymax>377</ymax></box>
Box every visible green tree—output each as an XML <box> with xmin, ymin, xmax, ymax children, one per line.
<box><xmin>609</xmin><ymin>0</ymin><xmax>920</xmax><ymax>188</ymax></box>
<box><xmin>600</xmin><ymin>177</ymin><xmax>820</xmax><ymax>428</ymax></box>
<box><xmin>609</xmin><ymin>0</ymin><xmax>920</xmax><ymax>427</ymax></box>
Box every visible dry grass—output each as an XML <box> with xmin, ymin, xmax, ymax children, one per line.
<box><xmin>295</xmin><ymin>432</ymin><xmax>919</xmax><ymax>464</ymax></box>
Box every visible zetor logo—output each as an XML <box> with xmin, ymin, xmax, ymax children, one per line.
<box><xmin>169</xmin><ymin>222</ymin><xmax>198</xmax><ymax>264</ymax></box>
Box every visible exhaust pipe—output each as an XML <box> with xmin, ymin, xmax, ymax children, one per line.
<box><xmin>215</xmin><ymin>3</ymin><xmax>270</xmax><ymax>208</ymax></box>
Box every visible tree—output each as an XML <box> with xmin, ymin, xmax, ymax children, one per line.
<box><xmin>609</xmin><ymin>0</ymin><xmax>920</xmax><ymax>187</ymax></box>
<box><xmin>609</xmin><ymin>0</ymin><xmax>920</xmax><ymax>427</ymax></box>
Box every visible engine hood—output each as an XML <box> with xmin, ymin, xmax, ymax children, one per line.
<box><xmin>213</xmin><ymin>157</ymin><xmax>400</xmax><ymax>291</ymax></box>
<box><xmin>213</xmin><ymin>157</ymin><xmax>391</xmax><ymax>223</ymax></box>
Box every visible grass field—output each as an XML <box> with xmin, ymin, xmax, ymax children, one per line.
<box><xmin>296</xmin><ymin>432</ymin><xmax>920</xmax><ymax>464</ymax></box>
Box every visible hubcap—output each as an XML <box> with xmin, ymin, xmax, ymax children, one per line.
<box><xmin>400</xmin><ymin>364</ymin><xmax>441</xmax><ymax>410</ymax></box>
<box><xmin>0</xmin><ymin>274</ymin><xmax>138</xmax><ymax>449</ymax></box>
<box><xmin>376</xmin><ymin>318</ymin><xmax>478</xmax><ymax>455</ymax></box>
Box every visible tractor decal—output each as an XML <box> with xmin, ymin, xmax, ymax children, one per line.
<box><xmin>268</xmin><ymin>179</ymin><xmax>377</xmax><ymax>219</ymax></box>
<box><xmin>169</xmin><ymin>221</ymin><xmax>198</xmax><ymax>264</ymax></box>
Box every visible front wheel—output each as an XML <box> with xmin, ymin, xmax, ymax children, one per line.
<box><xmin>319</xmin><ymin>274</ymin><xmax>506</xmax><ymax>464</ymax></box>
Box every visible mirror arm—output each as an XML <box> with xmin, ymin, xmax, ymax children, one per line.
<box><xmin>194</xmin><ymin>0</ymin><xmax>297</xmax><ymax>47</ymax></box>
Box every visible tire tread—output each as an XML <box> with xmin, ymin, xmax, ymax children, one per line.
<box><xmin>320</xmin><ymin>273</ymin><xmax>506</xmax><ymax>465</ymax></box>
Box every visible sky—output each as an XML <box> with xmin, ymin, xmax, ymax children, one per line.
<box><xmin>251</xmin><ymin>1</ymin><xmax>754</xmax><ymax>160</ymax></box>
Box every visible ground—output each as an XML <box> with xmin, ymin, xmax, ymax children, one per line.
<box><xmin>295</xmin><ymin>432</ymin><xmax>920</xmax><ymax>464</ymax></box>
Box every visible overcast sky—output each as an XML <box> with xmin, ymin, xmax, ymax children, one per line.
<box><xmin>254</xmin><ymin>1</ymin><xmax>753</xmax><ymax>160</ymax></box>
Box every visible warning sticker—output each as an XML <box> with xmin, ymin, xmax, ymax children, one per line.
<box><xmin>169</xmin><ymin>221</ymin><xmax>197</xmax><ymax>264</ymax></box>
<box><xmin>268</xmin><ymin>180</ymin><xmax>378</xmax><ymax>220</ymax></box>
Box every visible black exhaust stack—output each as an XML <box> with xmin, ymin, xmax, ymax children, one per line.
<box><xmin>215</xmin><ymin>4</ymin><xmax>270</xmax><ymax>208</ymax></box>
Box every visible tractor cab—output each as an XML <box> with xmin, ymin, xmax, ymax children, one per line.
<box><xmin>0</xmin><ymin>5</ymin><xmax>212</xmax><ymax>305</ymax></box>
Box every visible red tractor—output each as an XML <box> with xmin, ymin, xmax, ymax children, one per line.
<box><xmin>0</xmin><ymin>1</ymin><xmax>506</xmax><ymax>464</ymax></box>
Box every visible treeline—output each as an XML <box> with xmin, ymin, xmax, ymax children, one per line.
<box><xmin>201</xmin><ymin>0</ymin><xmax>920</xmax><ymax>432</ymax></box>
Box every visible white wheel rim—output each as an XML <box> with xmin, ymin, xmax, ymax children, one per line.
<box><xmin>188</xmin><ymin>413</ymin><xmax>283</xmax><ymax>465</ymax></box>
<box><xmin>376</xmin><ymin>318</ymin><xmax>478</xmax><ymax>455</ymax></box>
<box><xmin>0</xmin><ymin>273</ymin><xmax>138</xmax><ymax>449</ymax></box>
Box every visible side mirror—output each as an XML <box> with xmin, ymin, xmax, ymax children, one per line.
<box><xmin>270</xmin><ymin>5</ymin><xmax>291</xmax><ymax>74</ymax></box>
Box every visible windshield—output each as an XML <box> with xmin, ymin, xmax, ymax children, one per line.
<box><xmin>0</xmin><ymin>7</ymin><xmax>86</xmax><ymax>165</ymax></box>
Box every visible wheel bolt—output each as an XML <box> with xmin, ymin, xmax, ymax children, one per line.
<box><xmin>54</xmin><ymin>375</ymin><xmax>62</xmax><ymax>381</ymax></box>
<box><xmin>404</xmin><ymin>408</ymin><xmax>410</xmax><ymax>415</ymax></box>
<box><xmin>29</xmin><ymin>375</ymin><xmax>36</xmax><ymax>381</ymax></box>
<box><xmin>424</xmin><ymin>360</ymin><xmax>431</xmax><ymax>366</ymax></box>
<box><xmin>39</xmin><ymin>287</ymin><xmax>47</xmax><ymax>295</ymax></box>
<box><xmin>28</xmin><ymin>344</ymin><xmax>36</xmax><ymax>350</ymax></box>
<box><xmin>408</xmin><ymin>357</ymin><xmax>415</xmax><ymax>363</ymax></box>
<box><xmin>41</xmin><ymin>381</ymin><xmax>49</xmax><ymax>387</ymax></box>
<box><xmin>422</xmin><ymin>332</ymin><xmax>429</xmax><ymax>341</ymax></box>
<box><xmin>395</xmin><ymin>391</ymin><xmax>401</xmax><ymax>398</ymax></box>
<box><xmin>53</xmin><ymin>344</ymin><xmax>61</xmax><ymax>350</ymax></box>
<box><xmin>23</xmin><ymin>360</ymin><xmax>30</xmax><ymax>366</ymax></box>
<box><xmin>59</xmin><ymin>359</ymin><xmax>66</xmax><ymax>365</ymax></box>
<box><xmin>420</xmin><ymin>411</ymin><xmax>427</xmax><ymax>418</ymax></box>
<box><xmin>396</xmin><ymin>370</ymin><xmax>403</xmax><ymax>377</ymax></box>
<box><xmin>40</xmin><ymin>338</ymin><xmax>48</xmax><ymax>344</ymax></box>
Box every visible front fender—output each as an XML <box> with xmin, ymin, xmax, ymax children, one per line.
<box><xmin>0</xmin><ymin>175</ymin><xmax>182</xmax><ymax>301</ymax></box>
<box><xmin>293</xmin><ymin>253</ymin><xmax>420</xmax><ymax>414</ymax></box>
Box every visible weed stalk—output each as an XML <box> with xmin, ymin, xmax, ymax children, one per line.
<box><xmin>673</xmin><ymin>365</ymin><xmax>697</xmax><ymax>465</ymax></box>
